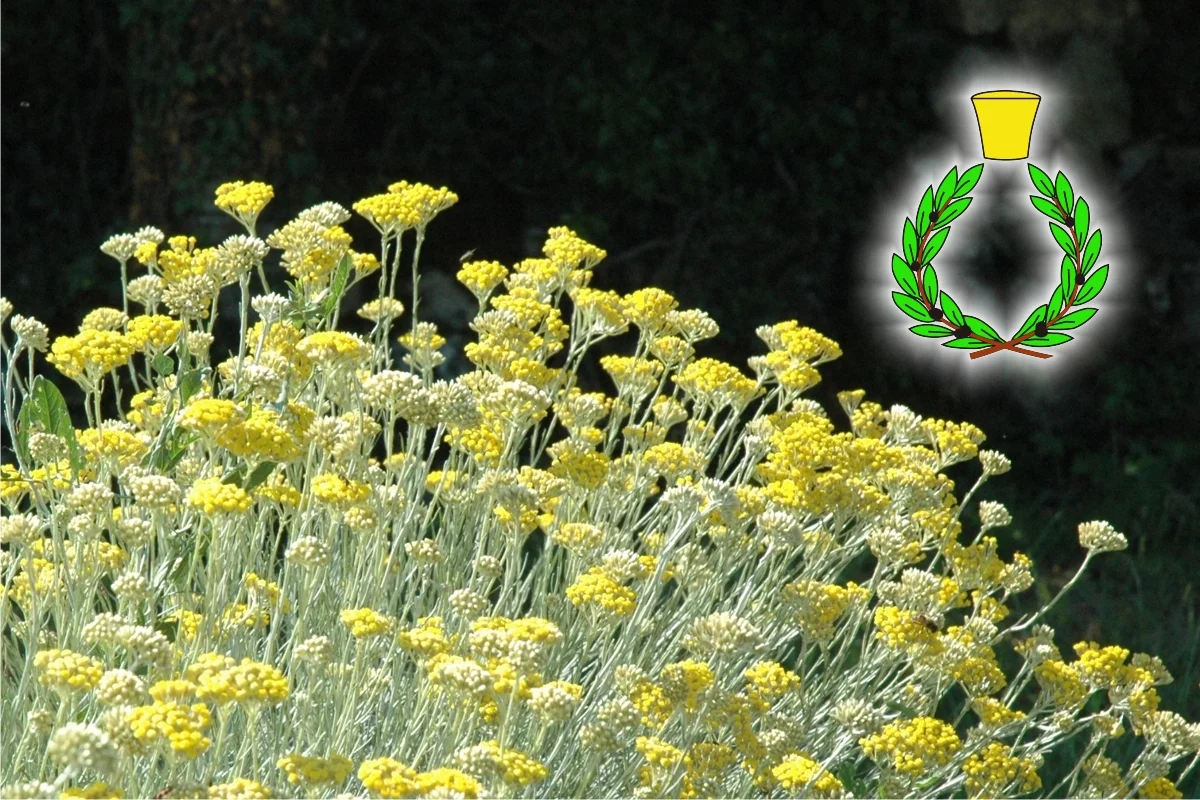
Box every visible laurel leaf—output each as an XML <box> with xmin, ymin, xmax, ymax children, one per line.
<box><xmin>940</xmin><ymin>292</ymin><xmax>965</xmax><ymax>327</ymax></box>
<box><xmin>1016</xmin><ymin>304</ymin><xmax>1049</xmax><ymax>337</ymax></box>
<box><xmin>891</xmin><ymin>255</ymin><xmax>919</xmax><ymax>296</ymax></box>
<box><xmin>1060</xmin><ymin>256</ymin><xmax>1077</xmax><ymax>299</ymax></box>
<box><xmin>1030</xmin><ymin>196</ymin><xmax>1066</xmax><ymax>223</ymax></box>
<box><xmin>942</xmin><ymin>338</ymin><xmax>988</xmax><ymax>350</ymax></box>
<box><xmin>935</xmin><ymin>166</ymin><xmax>958</xmax><ymax>208</ymax></box>
<box><xmin>964</xmin><ymin>315</ymin><xmax>1000</xmax><ymax>341</ymax></box>
<box><xmin>1074</xmin><ymin>266</ymin><xmax>1109</xmax><ymax>304</ymax></box>
<box><xmin>917</xmin><ymin>187</ymin><xmax>934</xmax><ymax>235</ymax></box>
<box><xmin>1050</xmin><ymin>223</ymin><xmax>1077</xmax><ymax>257</ymax></box>
<box><xmin>903</xmin><ymin>218</ymin><xmax>918</xmax><ymax>263</ymax></box>
<box><xmin>1024</xmin><ymin>332</ymin><xmax>1074</xmax><ymax>347</ymax></box>
<box><xmin>893</xmin><ymin>292</ymin><xmax>932</xmax><ymax>322</ymax></box>
<box><xmin>1054</xmin><ymin>172</ymin><xmax>1075</xmax><ymax>215</ymax></box>
<box><xmin>922</xmin><ymin>265</ymin><xmax>940</xmax><ymax>306</ymax></box>
<box><xmin>1028</xmin><ymin>164</ymin><xmax>1055</xmax><ymax>197</ymax></box>
<box><xmin>1049</xmin><ymin>308</ymin><xmax>1097</xmax><ymax>330</ymax></box>
<box><xmin>953</xmin><ymin>164</ymin><xmax>984</xmax><ymax>198</ymax></box>
<box><xmin>931</xmin><ymin>197</ymin><xmax>971</xmax><ymax>229</ymax></box>
<box><xmin>1048</xmin><ymin>285</ymin><xmax>1065</xmax><ymax>319</ymax></box>
<box><xmin>1081</xmin><ymin>230</ymin><xmax>1103</xmax><ymax>273</ymax></box>
<box><xmin>910</xmin><ymin>324</ymin><xmax>953</xmax><ymax>338</ymax></box>
<box><xmin>1074</xmin><ymin>197</ymin><xmax>1090</xmax><ymax>242</ymax></box>
<box><xmin>923</xmin><ymin>228</ymin><xmax>951</xmax><ymax>264</ymax></box>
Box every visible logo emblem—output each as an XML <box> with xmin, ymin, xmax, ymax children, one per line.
<box><xmin>890</xmin><ymin>91</ymin><xmax>1109</xmax><ymax>360</ymax></box>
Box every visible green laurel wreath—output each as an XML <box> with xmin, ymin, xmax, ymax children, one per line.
<box><xmin>890</xmin><ymin>163</ymin><xmax>1109</xmax><ymax>359</ymax></box>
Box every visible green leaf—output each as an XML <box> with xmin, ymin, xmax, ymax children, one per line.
<box><xmin>932</xmin><ymin>197</ymin><xmax>971</xmax><ymax>229</ymax></box>
<box><xmin>902</xmin><ymin>218</ymin><xmax>918</xmax><ymax>263</ymax></box>
<box><xmin>964</xmin><ymin>315</ymin><xmax>1001</xmax><ymax>341</ymax></box>
<box><xmin>953</xmin><ymin>164</ymin><xmax>984</xmax><ymax>197</ymax></box>
<box><xmin>19</xmin><ymin>376</ymin><xmax>83</xmax><ymax>476</ymax></box>
<box><xmin>151</xmin><ymin>354</ymin><xmax>175</xmax><ymax>376</ymax></box>
<box><xmin>1075</xmin><ymin>265</ymin><xmax>1109</xmax><ymax>303</ymax></box>
<box><xmin>1030</xmin><ymin>196</ymin><xmax>1066</xmax><ymax>223</ymax></box>
<box><xmin>1060</xmin><ymin>256</ymin><xmax>1077</xmax><ymax>299</ymax></box>
<box><xmin>1054</xmin><ymin>171</ymin><xmax>1075</xmax><ymax>214</ymax></box>
<box><xmin>935</xmin><ymin>166</ymin><xmax>958</xmax><ymax>208</ymax></box>
<box><xmin>1074</xmin><ymin>197</ymin><xmax>1090</xmax><ymax>242</ymax></box>
<box><xmin>892</xmin><ymin>292</ymin><xmax>933</xmax><ymax>322</ymax></box>
<box><xmin>1028</xmin><ymin>164</ymin><xmax>1055</xmax><ymax>196</ymax></box>
<box><xmin>940</xmin><ymin>292</ymin><xmax>965</xmax><ymax>326</ymax></box>
<box><xmin>1050</xmin><ymin>308</ymin><xmax>1097</xmax><ymax>330</ymax></box>
<box><xmin>923</xmin><ymin>228</ymin><xmax>951</xmax><ymax>263</ymax></box>
<box><xmin>243</xmin><ymin>461</ymin><xmax>278</xmax><ymax>492</ymax></box>
<box><xmin>942</xmin><ymin>338</ymin><xmax>988</xmax><ymax>349</ymax></box>
<box><xmin>1024</xmin><ymin>332</ymin><xmax>1074</xmax><ymax>347</ymax></box>
<box><xmin>1048</xmin><ymin>285</ymin><xmax>1065</xmax><ymax>319</ymax></box>
<box><xmin>916</xmin><ymin>187</ymin><xmax>934</xmax><ymax>235</ymax></box>
<box><xmin>910</xmin><ymin>324</ymin><xmax>953</xmax><ymax>338</ymax></box>
<box><xmin>1016</xmin><ymin>304</ymin><xmax>1049</xmax><ymax>337</ymax></box>
<box><xmin>1050</xmin><ymin>223</ymin><xmax>1077</xmax><ymax>257</ymax></box>
<box><xmin>221</xmin><ymin>466</ymin><xmax>247</xmax><ymax>486</ymax></box>
<box><xmin>179</xmin><ymin>369</ymin><xmax>205</xmax><ymax>405</ymax></box>
<box><xmin>1081</xmin><ymin>230</ymin><xmax>1103</xmax><ymax>273</ymax></box>
<box><xmin>891</xmin><ymin>255</ymin><xmax>918</xmax><ymax>296</ymax></box>
<box><xmin>835</xmin><ymin>765</ymin><xmax>870</xmax><ymax>800</ymax></box>
<box><xmin>922</xmin><ymin>265</ymin><xmax>940</xmax><ymax>306</ymax></box>
<box><xmin>322</xmin><ymin>254</ymin><xmax>353</xmax><ymax>319</ymax></box>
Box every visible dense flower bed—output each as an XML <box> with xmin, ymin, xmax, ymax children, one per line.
<box><xmin>1</xmin><ymin>181</ymin><xmax>1196</xmax><ymax>798</ymax></box>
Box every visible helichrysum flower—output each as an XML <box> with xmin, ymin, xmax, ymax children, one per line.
<box><xmin>126</xmin><ymin>701</ymin><xmax>213</xmax><ymax>759</ymax></box>
<box><xmin>458</xmin><ymin>260</ymin><xmax>508</xmax><ymax>302</ymax></box>
<box><xmin>566</xmin><ymin>568</ymin><xmax>637</xmax><ymax>618</ymax></box>
<box><xmin>96</xmin><ymin>669</ymin><xmax>148</xmax><ymax>707</ymax></box>
<box><xmin>34</xmin><ymin>649</ymin><xmax>105</xmax><ymax>693</ymax></box>
<box><xmin>860</xmin><ymin>716</ymin><xmax>962</xmax><ymax>778</ymax></box>
<box><xmin>682</xmin><ymin>612</ymin><xmax>763</xmax><ymax>656</ymax></box>
<box><xmin>772</xmin><ymin>752</ymin><xmax>846</xmax><ymax>798</ymax></box>
<box><xmin>80</xmin><ymin>307</ymin><xmax>128</xmax><ymax>332</ymax></box>
<box><xmin>1078</xmin><ymin>520</ymin><xmax>1128</xmax><ymax>553</ymax></box>
<box><xmin>187</xmin><ymin>477</ymin><xmax>253</xmax><ymax>516</ymax></box>
<box><xmin>48</xmin><ymin>329</ymin><xmax>137</xmax><ymax>383</ymax></box>
<box><xmin>276</xmin><ymin>753</ymin><xmax>353</xmax><ymax>787</ymax></box>
<box><xmin>341</xmin><ymin>607</ymin><xmax>393</xmax><ymax>638</ymax></box>
<box><xmin>208</xmin><ymin>778</ymin><xmax>273</xmax><ymax>799</ymax></box>
<box><xmin>962</xmin><ymin>742</ymin><xmax>1042</xmax><ymax>798</ymax></box>
<box><xmin>296</xmin><ymin>330</ymin><xmax>370</xmax><ymax>365</ymax></box>
<box><xmin>46</xmin><ymin>723</ymin><xmax>119</xmax><ymax>778</ymax></box>
<box><xmin>455</xmin><ymin>740</ymin><xmax>547</xmax><ymax>787</ymax></box>
<box><xmin>193</xmin><ymin>658</ymin><xmax>289</xmax><ymax>706</ymax></box>
<box><xmin>215</xmin><ymin>180</ymin><xmax>274</xmax><ymax>229</ymax></box>
<box><xmin>528</xmin><ymin>681</ymin><xmax>584</xmax><ymax>722</ymax></box>
<box><xmin>126</xmin><ymin>314</ymin><xmax>183</xmax><ymax>352</ymax></box>
<box><xmin>10</xmin><ymin>314</ymin><xmax>50</xmax><ymax>351</ymax></box>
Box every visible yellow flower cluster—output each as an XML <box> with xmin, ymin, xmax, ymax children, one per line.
<box><xmin>215</xmin><ymin>180</ymin><xmax>274</xmax><ymax>225</ymax></box>
<box><xmin>962</xmin><ymin>742</ymin><xmax>1042</xmax><ymax>798</ymax></box>
<box><xmin>126</xmin><ymin>314</ymin><xmax>183</xmax><ymax>351</ymax></box>
<box><xmin>341</xmin><ymin>607</ymin><xmax>393</xmax><ymax>638</ymax></box>
<box><xmin>34</xmin><ymin>648</ymin><xmax>106</xmax><ymax>693</ymax></box>
<box><xmin>354</xmin><ymin>181</ymin><xmax>458</xmax><ymax>236</ymax></box>
<box><xmin>126</xmin><ymin>700</ymin><xmax>213</xmax><ymax>759</ymax></box>
<box><xmin>566</xmin><ymin>567</ymin><xmax>637</xmax><ymax>617</ymax></box>
<box><xmin>859</xmin><ymin>716</ymin><xmax>962</xmax><ymax>777</ymax></box>
<box><xmin>47</xmin><ymin>329</ymin><xmax>136</xmax><ymax>382</ymax></box>
<box><xmin>276</xmin><ymin>752</ymin><xmax>354</xmax><ymax>787</ymax></box>
<box><xmin>193</xmin><ymin>657</ymin><xmax>289</xmax><ymax>706</ymax></box>
<box><xmin>771</xmin><ymin>752</ymin><xmax>846</xmax><ymax>798</ymax></box>
<box><xmin>311</xmin><ymin>473</ymin><xmax>372</xmax><ymax>507</ymax></box>
<box><xmin>357</xmin><ymin>757</ymin><xmax>482</xmax><ymax>799</ymax></box>
<box><xmin>187</xmin><ymin>477</ymin><xmax>253</xmax><ymax>516</ymax></box>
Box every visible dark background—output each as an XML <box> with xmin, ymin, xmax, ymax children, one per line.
<box><xmin>3</xmin><ymin>0</ymin><xmax>1198</xmax><ymax>776</ymax></box>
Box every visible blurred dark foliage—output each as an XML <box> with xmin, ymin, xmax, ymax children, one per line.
<box><xmin>3</xmin><ymin>0</ymin><xmax>1198</xmax><ymax>753</ymax></box>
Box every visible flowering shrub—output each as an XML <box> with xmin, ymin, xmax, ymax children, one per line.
<box><xmin>1</xmin><ymin>180</ymin><xmax>1197</xmax><ymax>799</ymax></box>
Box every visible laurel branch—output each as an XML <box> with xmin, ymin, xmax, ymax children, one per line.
<box><xmin>890</xmin><ymin>163</ymin><xmax>1109</xmax><ymax>359</ymax></box>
